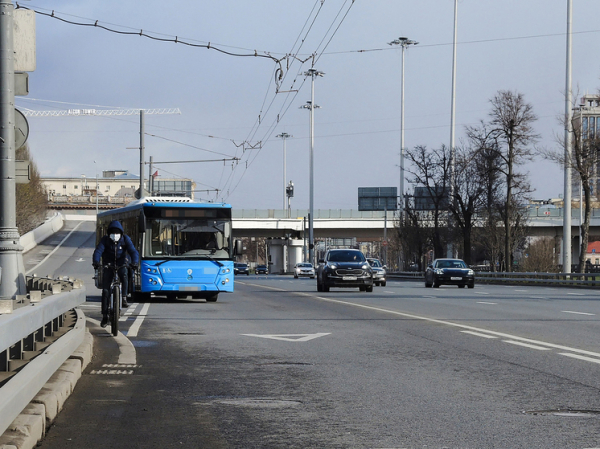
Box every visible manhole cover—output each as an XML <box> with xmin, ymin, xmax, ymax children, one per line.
<box><xmin>216</xmin><ymin>398</ymin><xmax>302</xmax><ymax>408</ymax></box>
<box><xmin>524</xmin><ymin>409</ymin><xmax>600</xmax><ymax>417</ymax></box>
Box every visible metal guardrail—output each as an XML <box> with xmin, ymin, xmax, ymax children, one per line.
<box><xmin>0</xmin><ymin>276</ymin><xmax>86</xmax><ymax>435</ymax></box>
<box><xmin>389</xmin><ymin>271</ymin><xmax>600</xmax><ymax>287</ymax></box>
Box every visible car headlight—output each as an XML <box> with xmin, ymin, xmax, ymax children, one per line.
<box><xmin>361</xmin><ymin>264</ymin><xmax>369</xmax><ymax>270</ymax></box>
<box><xmin>467</xmin><ymin>269</ymin><xmax>474</xmax><ymax>275</ymax></box>
<box><xmin>329</xmin><ymin>264</ymin><xmax>337</xmax><ymax>270</ymax></box>
<box><xmin>434</xmin><ymin>269</ymin><xmax>444</xmax><ymax>275</ymax></box>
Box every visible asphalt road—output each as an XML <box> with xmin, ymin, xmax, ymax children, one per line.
<box><xmin>25</xmin><ymin>221</ymin><xmax>600</xmax><ymax>448</ymax></box>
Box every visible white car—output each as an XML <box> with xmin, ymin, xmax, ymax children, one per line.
<box><xmin>294</xmin><ymin>262</ymin><xmax>315</xmax><ymax>279</ymax></box>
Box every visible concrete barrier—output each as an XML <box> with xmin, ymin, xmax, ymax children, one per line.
<box><xmin>20</xmin><ymin>213</ymin><xmax>64</xmax><ymax>254</ymax></box>
<box><xmin>0</xmin><ymin>316</ymin><xmax>93</xmax><ymax>449</ymax></box>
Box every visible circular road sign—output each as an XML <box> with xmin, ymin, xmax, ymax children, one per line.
<box><xmin>15</xmin><ymin>109</ymin><xmax>29</xmax><ymax>149</ymax></box>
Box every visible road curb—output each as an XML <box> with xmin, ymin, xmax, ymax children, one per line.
<box><xmin>0</xmin><ymin>327</ymin><xmax>94</xmax><ymax>449</ymax></box>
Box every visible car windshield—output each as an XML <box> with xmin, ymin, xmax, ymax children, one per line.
<box><xmin>368</xmin><ymin>259</ymin><xmax>382</xmax><ymax>267</ymax></box>
<box><xmin>435</xmin><ymin>260</ymin><xmax>467</xmax><ymax>269</ymax></box>
<box><xmin>298</xmin><ymin>263</ymin><xmax>312</xmax><ymax>268</ymax></box>
<box><xmin>328</xmin><ymin>250</ymin><xmax>366</xmax><ymax>262</ymax></box>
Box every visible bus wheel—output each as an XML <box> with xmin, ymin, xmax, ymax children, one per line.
<box><xmin>206</xmin><ymin>293</ymin><xmax>219</xmax><ymax>302</ymax></box>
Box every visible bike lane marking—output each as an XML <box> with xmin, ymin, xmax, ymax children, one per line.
<box><xmin>126</xmin><ymin>303</ymin><xmax>151</xmax><ymax>338</ymax></box>
<box><xmin>86</xmin><ymin>317</ymin><xmax>137</xmax><ymax>365</ymax></box>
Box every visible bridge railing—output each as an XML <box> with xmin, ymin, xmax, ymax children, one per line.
<box><xmin>0</xmin><ymin>276</ymin><xmax>86</xmax><ymax>436</ymax></box>
<box><xmin>389</xmin><ymin>271</ymin><xmax>600</xmax><ymax>287</ymax></box>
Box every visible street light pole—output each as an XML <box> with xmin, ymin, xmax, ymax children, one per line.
<box><xmin>0</xmin><ymin>0</ymin><xmax>26</xmax><ymax>298</ymax></box>
<box><xmin>301</xmin><ymin>68</ymin><xmax>324</xmax><ymax>266</ymax></box>
<box><xmin>563</xmin><ymin>0</ymin><xmax>573</xmax><ymax>273</ymax></box>
<box><xmin>388</xmin><ymin>37</ymin><xmax>418</xmax><ymax>226</ymax></box>
<box><xmin>447</xmin><ymin>0</ymin><xmax>458</xmax><ymax>259</ymax></box>
<box><xmin>276</xmin><ymin>132</ymin><xmax>292</xmax><ymax>214</ymax></box>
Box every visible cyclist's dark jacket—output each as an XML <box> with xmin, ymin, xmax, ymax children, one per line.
<box><xmin>92</xmin><ymin>220</ymin><xmax>139</xmax><ymax>267</ymax></box>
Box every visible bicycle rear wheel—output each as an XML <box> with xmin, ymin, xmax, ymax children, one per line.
<box><xmin>111</xmin><ymin>285</ymin><xmax>120</xmax><ymax>336</ymax></box>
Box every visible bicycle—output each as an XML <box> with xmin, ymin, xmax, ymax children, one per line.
<box><xmin>102</xmin><ymin>262</ymin><xmax>128</xmax><ymax>336</ymax></box>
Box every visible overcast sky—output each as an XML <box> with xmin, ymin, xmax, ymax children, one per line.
<box><xmin>15</xmin><ymin>0</ymin><xmax>600</xmax><ymax>210</ymax></box>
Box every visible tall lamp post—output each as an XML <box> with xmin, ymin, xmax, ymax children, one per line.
<box><xmin>301</xmin><ymin>68</ymin><xmax>324</xmax><ymax>266</ymax></box>
<box><xmin>276</xmin><ymin>132</ymin><xmax>292</xmax><ymax>214</ymax></box>
<box><xmin>447</xmin><ymin>0</ymin><xmax>459</xmax><ymax>259</ymax></box>
<box><xmin>388</xmin><ymin>37</ymin><xmax>418</xmax><ymax>226</ymax></box>
<box><xmin>563</xmin><ymin>0</ymin><xmax>573</xmax><ymax>273</ymax></box>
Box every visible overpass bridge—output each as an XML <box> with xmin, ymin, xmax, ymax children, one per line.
<box><xmin>229</xmin><ymin>208</ymin><xmax>600</xmax><ymax>241</ymax></box>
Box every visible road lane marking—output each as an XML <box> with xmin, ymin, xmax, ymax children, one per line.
<box><xmin>86</xmin><ymin>317</ymin><xmax>136</xmax><ymax>365</ymax></box>
<box><xmin>461</xmin><ymin>330</ymin><xmax>497</xmax><ymax>339</ymax></box>
<box><xmin>126</xmin><ymin>303</ymin><xmax>151</xmax><ymax>338</ymax></box>
<box><xmin>559</xmin><ymin>353</ymin><xmax>600</xmax><ymax>364</ymax></box>
<box><xmin>245</xmin><ymin>281</ymin><xmax>600</xmax><ymax>360</ymax></box>
<box><xmin>241</xmin><ymin>333</ymin><xmax>331</xmax><ymax>342</ymax></box>
<box><xmin>293</xmin><ymin>291</ymin><xmax>600</xmax><ymax>359</ymax></box>
<box><xmin>567</xmin><ymin>292</ymin><xmax>585</xmax><ymax>296</ymax></box>
<box><xmin>475</xmin><ymin>292</ymin><xmax>490</xmax><ymax>295</ymax></box>
<box><xmin>26</xmin><ymin>221</ymin><xmax>86</xmax><ymax>275</ymax></box>
<box><xmin>562</xmin><ymin>310</ymin><xmax>595</xmax><ymax>316</ymax></box>
<box><xmin>503</xmin><ymin>340</ymin><xmax>551</xmax><ymax>351</ymax></box>
<box><xmin>477</xmin><ymin>301</ymin><xmax>497</xmax><ymax>305</ymax></box>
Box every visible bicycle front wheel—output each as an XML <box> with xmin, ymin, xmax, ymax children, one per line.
<box><xmin>111</xmin><ymin>285</ymin><xmax>120</xmax><ymax>336</ymax></box>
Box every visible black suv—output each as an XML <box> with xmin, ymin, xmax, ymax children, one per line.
<box><xmin>317</xmin><ymin>249</ymin><xmax>373</xmax><ymax>292</ymax></box>
<box><xmin>234</xmin><ymin>262</ymin><xmax>249</xmax><ymax>275</ymax></box>
<box><xmin>255</xmin><ymin>264</ymin><xmax>268</xmax><ymax>275</ymax></box>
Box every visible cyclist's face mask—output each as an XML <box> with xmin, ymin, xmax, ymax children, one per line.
<box><xmin>110</xmin><ymin>233</ymin><xmax>121</xmax><ymax>243</ymax></box>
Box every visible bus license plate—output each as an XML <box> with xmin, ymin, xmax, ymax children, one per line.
<box><xmin>451</xmin><ymin>277</ymin><xmax>462</xmax><ymax>281</ymax></box>
<box><xmin>343</xmin><ymin>276</ymin><xmax>357</xmax><ymax>281</ymax></box>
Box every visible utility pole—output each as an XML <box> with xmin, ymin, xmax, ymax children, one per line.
<box><xmin>388</xmin><ymin>37</ymin><xmax>418</xmax><ymax>226</ymax></box>
<box><xmin>447</xmin><ymin>0</ymin><xmax>458</xmax><ymax>259</ymax></box>
<box><xmin>301</xmin><ymin>68</ymin><xmax>324</xmax><ymax>266</ymax></box>
<box><xmin>148</xmin><ymin>155</ymin><xmax>153</xmax><ymax>196</ymax></box>
<box><xmin>0</xmin><ymin>0</ymin><xmax>26</xmax><ymax>298</ymax></box>
<box><xmin>276</xmin><ymin>132</ymin><xmax>292</xmax><ymax>213</ymax></box>
<box><xmin>139</xmin><ymin>110</ymin><xmax>145</xmax><ymax>199</ymax></box>
<box><xmin>563</xmin><ymin>0</ymin><xmax>573</xmax><ymax>273</ymax></box>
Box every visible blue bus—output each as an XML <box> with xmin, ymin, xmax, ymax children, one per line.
<box><xmin>95</xmin><ymin>197</ymin><xmax>242</xmax><ymax>302</ymax></box>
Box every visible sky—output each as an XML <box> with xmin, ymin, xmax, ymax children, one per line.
<box><xmin>14</xmin><ymin>0</ymin><xmax>600</xmax><ymax>210</ymax></box>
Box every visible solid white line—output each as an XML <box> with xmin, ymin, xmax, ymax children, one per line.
<box><xmin>126</xmin><ymin>303</ymin><xmax>151</xmax><ymax>338</ymax></box>
<box><xmin>562</xmin><ymin>310</ymin><xmax>595</xmax><ymax>316</ymax></box>
<box><xmin>461</xmin><ymin>330</ymin><xmax>497</xmax><ymax>339</ymax></box>
<box><xmin>503</xmin><ymin>340</ymin><xmax>551</xmax><ymax>351</ymax></box>
<box><xmin>86</xmin><ymin>317</ymin><xmax>136</xmax><ymax>365</ymax></box>
<box><xmin>559</xmin><ymin>353</ymin><xmax>600</xmax><ymax>364</ymax></box>
<box><xmin>26</xmin><ymin>221</ymin><xmax>85</xmax><ymax>275</ymax></box>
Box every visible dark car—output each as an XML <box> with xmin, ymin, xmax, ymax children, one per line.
<box><xmin>317</xmin><ymin>249</ymin><xmax>373</xmax><ymax>292</ymax></box>
<box><xmin>425</xmin><ymin>258</ymin><xmax>474</xmax><ymax>288</ymax></box>
<box><xmin>255</xmin><ymin>264</ymin><xmax>268</xmax><ymax>275</ymax></box>
<box><xmin>234</xmin><ymin>262</ymin><xmax>249</xmax><ymax>275</ymax></box>
<box><xmin>367</xmin><ymin>258</ymin><xmax>387</xmax><ymax>287</ymax></box>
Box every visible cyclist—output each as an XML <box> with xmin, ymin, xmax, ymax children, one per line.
<box><xmin>92</xmin><ymin>220</ymin><xmax>139</xmax><ymax>327</ymax></box>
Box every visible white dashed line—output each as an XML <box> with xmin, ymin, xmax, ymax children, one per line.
<box><xmin>562</xmin><ymin>310</ymin><xmax>595</xmax><ymax>316</ymax></box>
<box><xmin>477</xmin><ymin>301</ymin><xmax>497</xmax><ymax>305</ymax></box>
<box><xmin>461</xmin><ymin>330</ymin><xmax>498</xmax><ymax>339</ymax></box>
<box><xmin>503</xmin><ymin>340</ymin><xmax>551</xmax><ymax>351</ymax></box>
<box><xmin>559</xmin><ymin>353</ymin><xmax>600</xmax><ymax>364</ymax></box>
<box><xmin>567</xmin><ymin>292</ymin><xmax>586</xmax><ymax>296</ymax></box>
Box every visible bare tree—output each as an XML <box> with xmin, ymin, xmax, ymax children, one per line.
<box><xmin>404</xmin><ymin>145</ymin><xmax>451</xmax><ymax>259</ymax></box>
<box><xmin>466</xmin><ymin>91</ymin><xmax>538</xmax><ymax>271</ymax></box>
<box><xmin>545</xmin><ymin>99</ymin><xmax>600</xmax><ymax>272</ymax></box>
<box><xmin>16</xmin><ymin>145</ymin><xmax>47</xmax><ymax>235</ymax></box>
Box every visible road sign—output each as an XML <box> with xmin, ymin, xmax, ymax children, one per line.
<box><xmin>15</xmin><ymin>109</ymin><xmax>29</xmax><ymax>149</ymax></box>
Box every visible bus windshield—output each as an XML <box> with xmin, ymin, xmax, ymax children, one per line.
<box><xmin>145</xmin><ymin>217</ymin><xmax>232</xmax><ymax>259</ymax></box>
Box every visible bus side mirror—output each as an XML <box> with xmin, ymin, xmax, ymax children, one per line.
<box><xmin>234</xmin><ymin>239</ymin><xmax>243</xmax><ymax>256</ymax></box>
<box><xmin>138</xmin><ymin>212</ymin><xmax>146</xmax><ymax>232</ymax></box>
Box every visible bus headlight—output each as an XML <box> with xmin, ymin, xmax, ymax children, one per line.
<box><xmin>221</xmin><ymin>278</ymin><xmax>230</xmax><ymax>285</ymax></box>
<box><xmin>222</xmin><ymin>268</ymin><xmax>231</xmax><ymax>274</ymax></box>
